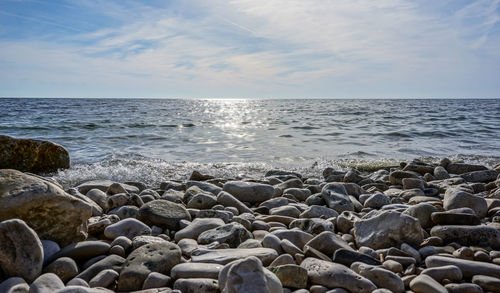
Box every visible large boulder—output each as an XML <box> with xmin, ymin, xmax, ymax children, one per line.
<box><xmin>353</xmin><ymin>210</ymin><xmax>424</xmax><ymax>249</ymax></box>
<box><xmin>0</xmin><ymin>169</ymin><xmax>92</xmax><ymax>246</ymax></box>
<box><xmin>0</xmin><ymin>219</ymin><xmax>44</xmax><ymax>282</ymax></box>
<box><xmin>0</xmin><ymin>135</ymin><xmax>70</xmax><ymax>173</ymax></box>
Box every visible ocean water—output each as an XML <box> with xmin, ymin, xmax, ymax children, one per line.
<box><xmin>1</xmin><ymin>98</ymin><xmax>499</xmax><ymax>187</ymax></box>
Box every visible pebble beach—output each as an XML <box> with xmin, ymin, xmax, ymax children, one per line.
<box><xmin>2</xmin><ymin>144</ymin><xmax>500</xmax><ymax>292</ymax></box>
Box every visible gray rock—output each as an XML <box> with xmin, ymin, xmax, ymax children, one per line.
<box><xmin>389</xmin><ymin>170</ymin><xmax>419</xmax><ymax>185</ymax></box>
<box><xmin>131</xmin><ymin>235</ymin><xmax>169</xmax><ymax>250</ymax></box>
<box><xmin>443</xmin><ymin>188</ymin><xmax>487</xmax><ymax>218</ymax></box>
<box><xmin>216</xmin><ymin>191</ymin><xmax>254</xmax><ymax>215</ymax></box>
<box><xmin>0</xmin><ymin>170</ymin><xmax>92</xmax><ymax>246</ymax></box>
<box><xmin>223</xmin><ymin>181</ymin><xmax>275</xmax><ymax>203</ymax></box>
<box><xmin>430</xmin><ymin>225</ymin><xmax>500</xmax><ymax>249</ymax></box>
<box><xmin>117</xmin><ymin>242</ymin><xmax>181</xmax><ymax>291</ymax></box>
<box><xmin>0</xmin><ymin>277</ymin><xmax>29</xmax><ymax>293</ymax></box>
<box><xmin>353</xmin><ymin>211</ymin><xmax>424</xmax><ymax>249</ymax></box>
<box><xmin>187</xmin><ymin>193</ymin><xmax>217</xmax><ymax>209</ymax></box>
<box><xmin>472</xmin><ymin>275</ymin><xmax>500</xmax><ymax>293</ymax></box>
<box><xmin>43</xmin><ymin>257</ymin><xmax>79</xmax><ymax>283</ymax></box>
<box><xmin>77</xmin><ymin>179</ymin><xmax>139</xmax><ymax>195</ymax></box>
<box><xmin>186</xmin><ymin>181</ymin><xmax>222</xmax><ymax>196</ymax></box>
<box><xmin>173</xmin><ymin>278</ymin><xmax>219</xmax><ymax>293</ymax></box>
<box><xmin>198</xmin><ymin>223</ymin><xmax>252</xmax><ymax>248</ymax></box>
<box><xmin>421</xmin><ymin>265</ymin><xmax>462</xmax><ymax>283</ymax></box>
<box><xmin>171</xmin><ymin>263</ymin><xmax>223</xmax><ymax>280</ymax></box>
<box><xmin>271</xmin><ymin>229</ymin><xmax>313</xmax><ymax>249</ymax></box>
<box><xmin>196</xmin><ymin>209</ymin><xmax>233</xmax><ymax>223</ymax></box>
<box><xmin>174</xmin><ymin>218</ymin><xmax>224</xmax><ymax>242</ymax></box>
<box><xmin>300</xmin><ymin>257</ymin><xmax>376</xmax><ymax>293</ymax></box>
<box><xmin>47</xmin><ymin>241</ymin><xmax>110</xmax><ymax>263</ymax></box>
<box><xmin>284</xmin><ymin>188</ymin><xmax>311</xmax><ymax>201</ymax></box>
<box><xmin>76</xmin><ymin>255</ymin><xmax>125</xmax><ymax>282</ymax></box>
<box><xmin>142</xmin><ymin>272</ymin><xmax>171</xmax><ymax>289</ymax></box>
<box><xmin>351</xmin><ymin>262</ymin><xmax>404</xmax><ymax>293</ymax></box>
<box><xmin>409</xmin><ymin>274</ymin><xmax>447</xmax><ymax>293</ymax></box>
<box><xmin>445</xmin><ymin>283</ymin><xmax>484</xmax><ymax>293</ymax></box>
<box><xmin>305</xmin><ymin>231</ymin><xmax>353</xmax><ymax>257</ymax></box>
<box><xmin>259</xmin><ymin>197</ymin><xmax>290</xmax><ymax>210</ymax></box>
<box><xmin>363</xmin><ymin>193</ymin><xmax>390</xmax><ymax>209</ymax></box>
<box><xmin>333</xmin><ymin>248</ymin><xmax>381</xmax><ymax>267</ymax></box>
<box><xmin>321</xmin><ymin>183</ymin><xmax>354</xmax><ymax>213</ymax></box>
<box><xmin>270</xmin><ymin>205</ymin><xmax>301</xmax><ymax>218</ymax></box>
<box><xmin>299</xmin><ymin>205</ymin><xmax>338</xmax><ymax>219</ymax></box>
<box><xmin>269</xmin><ymin>264</ymin><xmax>308</xmax><ymax>289</ymax></box>
<box><xmin>0</xmin><ymin>135</ymin><xmax>69</xmax><ymax>173</ymax></box>
<box><xmin>29</xmin><ymin>273</ymin><xmax>65</xmax><ymax>293</ymax></box>
<box><xmin>426</xmin><ymin>255</ymin><xmax>500</xmax><ymax>278</ymax></box>
<box><xmin>85</xmin><ymin>189</ymin><xmax>109</xmax><ymax>211</ymax></box>
<box><xmin>433</xmin><ymin>166</ymin><xmax>450</xmax><ymax>180</ymax></box>
<box><xmin>109</xmin><ymin>205</ymin><xmax>138</xmax><ymax>219</ymax></box>
<box><xmin>104</xmin><ymin>218</ymin><xmax>151</xmax><ymax>240</ymax></box>
<box><xmin>88</xmin><ymin>269</ymin><xmax>119</xmax><ymax>288</ymax></box>
<box><xmin>191</xmin><ymin>248</ymin><xmax>278</xmax><ymax>266</ymax></box>
<box><xmin>446</xmin><ymin>162</ymin><xmax>488</xmax><ymax>174</ymax></box>
<box><xmin>404</xmin><ymin>203</ymin><xmax>439</xmax><ymax>228</ymax></box>
<box><xmin>137</xmin><ymin>200</ymin><xmax>191</xmax><ymax>230</ymax></box>
<box><xmin>289</xmin><ymin>218</ymin><xmax>335</xmax><ymax>235</ymax></box>
<box><xmin>461</xmin><ymin>170</ymin><xmax>498</xmax><ymax>182</ymax></box>
<box><xmin>0</xmin><ymin>219</ymin><xmax>43</xmax><ymax>282</ymax></box>
<box><xmin>41</xmin><ymin>240</ymin><xmax>60</xmax><ymax>266</ymax></box>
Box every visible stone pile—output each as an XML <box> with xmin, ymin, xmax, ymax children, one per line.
<box><xmin>1</xmin><ymin>157</ymin><xmax>500</xmax><ymax>293</ymax></box>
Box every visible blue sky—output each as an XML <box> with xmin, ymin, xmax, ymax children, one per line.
<box><xmin>0</xmin><ymin>0</ymin><xmax>499</xmax><ymax>98</ymax></box>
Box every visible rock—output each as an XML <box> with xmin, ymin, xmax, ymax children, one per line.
<box><xmin>404</xmin><ymin>203</ymin><xmax>439</xmax><ymax>228</ymax></box>
<box><xmin>190</xmin><ymin>170</ymin><xmax>215</xmax><ymax>181</ymax></box>
<box><xmin>434</xmin><ymin>166</ymin><xmax>450</xmax><ymax>180</ymax></box>
<box><xmin>305</xmin><ymin>231</ymin><xmax>353</xmax><ymax>257</ymax></box>
<box><xmin>41</xmin><ymin>240</ymin><xmax>60</xmax><ymax>266</ymax></box>
<box><xmin>363</xmin><ymin>193</ymin><xmax>390</xmax><ymax>209</ymax></box>
<box><xmin>0</xmin><ymin>170</ymin><xmax>92</xmax><ymax>246</ymax></box>
<box><xmin>389</xmin><ymin>170</ymin><xmax>419</xmax><ymax>185</ymax></box>
<box><xmin>196</xmin><ymin>209</ymin><xmax>233</xmax><ymax>223</ymax></box>
<box><xmin>171</xmin><ymin>263</ymin><xmax>223</xmax><ymax>280</ymax></box>
<box><xmin>300</xmin><ymin>257</ymin><xmax>376</xmax><ymax>292</ymax></box>
<box><xmin>43</xmin><ymin>257</ymin><xmax>79</xmax><ymax>283</ymax></box>
<box><xmin>299</xmin><ymin>205</ymin><xmax>339</xmax><ymax>219</ymax></box>
<box><xmin>218</xmin><ymin>256</ymin><xmax>282</xmax><ymax>293</ymax></box>
<box><xmin>137</xmin><ymin>200</ymin><xmax>191</xmax><ymax>230</ymax></box>
<box><xmin>131</xmin><ymin>235</ymin><xmax>169</xmax><ymax>250</ymax></box>
<box><xmin>0</xmin><ymin>219</ymin><xmax>44</xmax><ymax>282</ymax></box>
<box><xmin>445</xmin><ymin>283</ymin><xmax>484</xmax><ymax>293</ymax></box>
<box><xmin>353</xmin><ymin>211</ymin><xmax>424</xmax><ymax>249</ymax></box>
<box><xmin>321</xmin><ymin>183</ymin><xmax>354</xmax><ymax>213</ymax></box>
<box><xmin>104</xmin><ymin>218</ymin><xmax>151</xmax><ymax>240</ymax></box>
<box><xmin>76</xmin><ymin>255</ymin><xmax>125</xmax><ymax>282</ymax></box>
<box><xmin>443</xmin><ymin>188</ymin><xmax>487</xmax><ymax>218</ymax></box>
<box><xmin>117</xmin><ymin>242</ymin><xmax>181</xmax><ymax>291</ymax></box>
<box><xmin>0</xmin><ymin>135</ymin><xmax>69</xmax><ymax>173</ymax></box>
<box><xmin>431</xmin><ymin>212</ymin><xmax>480</xmax><ymax>225</ymax></box>
<box><xmin>0</xmin><ymin>277</ymin><xmax>30</xmax><ymax>293</ymax></box>
<box><xmin>409</xmin><ymin>274</ymin><xmax>447</xmax><ymax>293</ymax></box>
<box><xmin>284</xmin><ymin>188</ymin><xmax>311</xmax><ymax>201</ymax></box>
<box><xmin>198</xmin><ymin>223</ymin><xmax>252</xmax><ymax>248</ymax></box>
<box><xmin>350</xmin><ymin>262</ymin><xmax>404</xmax><ymax>293</ymax></box>
<box><xmin>187</xmin><ymin>192</ymin><xmax>217</xmax><ymax>209</ymax></box>
<box><xmin>402</xmin><ymin>178</ymin><xmax>425</xmax><ymax>190</ymax></box>
<box><xmin>446</xmin><ymin>162</ymin><xmax>488</xmax><ymax>174</ymax></box>
<box><xmin>174</xmin><ymin>278</ymin><xmax>219</xmax><ymax>293</ymax></box>
<box><xmin>472</xmin><ymin>275</ymin><xmax>500</xmax><ymax>293</ymax></box>
<box><xmin>29</xmin><ymin>273</ymin><xmax>65</xmax><ymax>293</ymax></box>
<box><xmin>47</xmin><ymin>241</ymin><xmax>110</xmax><ymax>263</ymax></box>
<box><xmin>109</xmin><ymin>205</ymin><xmax>138</xmax><ymax>219</ymax></box>
<box><xmin>88</xmin><ymin>269</ymin><xmax>119</xmax><ymax>288</ymax></box>
<box><xmin>271</xmin><ymin>229</ymin><xmax>313</xmax><ymax>249</ymax></box>
<box><xmin>216</xmin><ymin>191</ymin><xmax>253</xmax><ymax>215</ymax></box>
<box><xmin>76</xmin><ymin>179</ymin><xmax>139</xmax><ymax>195</ymax></box>
<box><xmin>222</xmin><ymin>181</ymin><xmax>274</xmax><ymax>203</ymax></box>
<box><xmin>85</xmin><ymin>189</ymin><xmax>109</xmax><ymax>211</ymax></box>
<box><xmin>333</xmin><ymin>248</ymin><xmax>381</xmax><ymax>267</ymax></box>
<box><xmin>174</xmin><ymin>218</ymin><xmax>224</xmax><ymax>242</ymax></box>
<box><xmin>191</xmin><ymin>248</ymin><xmax>278</xmax><ymax>266</ymax></box>
<box><xmin>186</xmin><ymin>181</ymin><xmax>222</xmax><ymax>196</ymax></box>
<box><xmin>421</xmin><ymin>265</ymin><xmax>462</xmax><ymax>283</ymax></box>
<box><xmin>430</xmin><ymin>225</ymin><xmax>500</xmax><ymax>248</ymax></box>
<box><xmin>289</xmin><ymin>218</ymin><xmax>334</xmax><ymax>235</ymax></box>
<box><xmin>269</xmin><ymin>264</ymin><xmax>308</xmax><ymax>289</ymax></box>
<box><xmin>461</xmin><ymin>170</ymin><xmax>499</xmax><ymax>183</ymax></box>
<box><xmin>142</xmin><ymin>272</ymin><xmax>171</xmax><ymax>289</ymax></box>
<box><xmin>426</xmin><ymin>255</ymin><xmax>500</xmax><ymax>278</ymax></box>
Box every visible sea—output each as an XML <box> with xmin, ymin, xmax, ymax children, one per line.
<box><xmin>1</xmin><ymin>98</ymin><xmax>499</xmax><ymax>187</ymax></box>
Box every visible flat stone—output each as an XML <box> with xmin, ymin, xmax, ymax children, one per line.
<box><xmin>299</xmin><ymin>205</ymin><xmax>339</xmax><ymax>219</ymax></box>
<box><xmin>88</xmin><ymin>269</ymin><xmax>119</xmax><ymax>288</ymax></box>
<box><xmin>443</xmin><ymin>188</ymin><xmax>487</xmax><ymax>218</ymax></box>
<box><xmin>76</xmin><ymin>255</ymin><xmax>125</xmax><ymax>282</ymax></box>
<box><xmin>191</xmin><ymin>248</ymin><xmax>278</xmax><ymax>266</ymax></box>
<box><xmin>104</xmin><ymin>218</ymin><xmax>151</xmax><ymax>240</ymax></box>
<box><xmin>305</xmin><ymin>231</ymin><xmax>354</xmax><ymax>257</ymax></box>
<box><xmin>29</xmin><ymin>273</ymin><xmax>65</xmax><ymax>293</ymax></box>
<box><xmin>171</xmin><ymin>263</ymin><xmax>223</xmax><ymax>280</ymax></box>
<box><xmin>431</xmin><ymin>212</ymin><xmax>480</xmax><ymax>225</ymax></box>
<box><xmin>333</xmin><ymin>248</ymin><xmax>381</xmax><ymax>267</ymax></box>
<box><xmin>446</xmin><ymin>162</ymin><xmax>488</xmax><ymax>175</ymax></box>
<box><xmin>271</xmin><ymin>229</ymin><xmax>313</xmax><ymax>249</ymax></box>
<box><xmin>142</xmin><ymin>272</ymin><xmax>171</xmax><ymax>289</ymax></box>
<box><xmin>137</xmin><ymin>200</ymin><xmax>191</xmax><ymax>230</ymax></box>
<box><xmin>421</xmin><ymin>265</ymin><xmax>462</xmax><ymax>283</ymax></box>
<box><xmin>461</xmin><ymin>170</ymin><xmax>499</xmax><ymax>183</ymax></box>
<box><xmin>409</xmin><ymin>274</ymin><xmax>447</xmax><ymax>293</ymax></box>
<box><xmin>269</xmin><ymin>264</ymin><xmax>308</xmax><ymax>289</ymax></box>
<box><xmin>0</xmin><ymin>135</ymin><xmax>69</xmax><ymax>173</ymax></box>
<box><xmin>216</xmin><ymin>191</ymin><xmax>254</xmax><ymax>215</ymax></box>
<box><xmin>445</xmin><ymin>283</ymin><xmax>484</xmax><ymax>293</ymax></box>
<box><xmin>472</xmin><ymin>275</ymin><xmax>500</xmax><ymax>293</ymax></box>
<box><xmin>300</xmin><ymin>257</ymin><xmax>376</xmax><ymax>293</ymax></box>
<box><xmin>0</xmin><ymin>219</ymin><xmax>43</xmax><ymax>283</ymax></box>
<box><xmin>196</xmin><ymin>209</ymin><xmax>233</xmax><ymax>223</ymax></box>
<box><xmin>430</xmin><ymin>225</ymin><xmax>500</xmax><ymax>248</ymax></box>
<box><xmin>43</xmin><ymin>257</ymin><xmax>79</xmax><ymax>283</ymax></box>
<box><xmin>223</xmin><ymin>181</ymin><xmax>275</xmax><ymax>203</ymax></box>
<box><xmin>425</xmin><ymin>255</ymin><xmax>500</xmax><ymax>278</ymax></box>
<box><xmin>0</xmin><ymin>170</ymin><xmax>92</xmax><ymax>246</ymax></box>
<box><xmin>173</xmin><ymin>278</ymin><xmax>219</xmax><ymax>293</ymax></box>
<box><xmin>351</xmin><ymin>262</ymin><xmax>404</xmax><ymax>293</ymax></box>
<box><xmin>174</xmin><ymin>218</ymin><xmax>224</xmax><ymax>242</ymax></box>
<box><xmin>353</xmin><ymin>211</ymin><xmax>424</xmax><ymax>249</ymax></box>
<box><xmin>186</xmin><ymin>181</ymin><xmax>222</xmax><ymax>196</ymax></box>
<box><xmin>117</xmin><ymin>242</ymin><xmax>181</xmax><ymax>292</ymax></box>
<box><xmin>284</xmin><ymin>188</ymin><xmax>311</xmax><ymax>201</ymax></box>
<box><xmin>198</xmin><ymin>223</ymin><xmax>252</xmax><ymax>248</ymax></box>
<box><xmin>47</xmin><ymin>241</ymin><xmax>110</xmax><ymax>263</ymax></box>
<box><xmin>270</xmin><ymin>205</ymin><xmax>301</xmax><ymax>218</ymax></box>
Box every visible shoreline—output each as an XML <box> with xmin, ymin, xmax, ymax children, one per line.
<box><xmin>1</xmin><ymin>157</ymin><xmax>500</xmax><ymax>292</ymax></box>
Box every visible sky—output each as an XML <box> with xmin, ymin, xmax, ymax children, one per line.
<box><xmin>0</xmin><ymin>0</ymin><xmax>499</xmax><ymax>98</ymax></box>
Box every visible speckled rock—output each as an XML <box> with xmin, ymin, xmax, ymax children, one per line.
<box><xmin>137</xmin><ymin>200</ymin><xmax>191</xmax><ymax>230</ymax></box>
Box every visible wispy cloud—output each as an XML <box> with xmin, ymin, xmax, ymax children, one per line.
<box><xmin>0</xmin><ymin>0</ymin><xmax>499</xmax><ymax>98</ymax></box>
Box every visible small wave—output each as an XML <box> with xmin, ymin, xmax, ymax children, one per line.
<box><xmin>279</xmin><ymin>134</ymin><xmax>293</xmax><ymax>138</ymax></box>
<box><xmin>291</xmin><ymin>126</ymin><xmax>319</xmax><ymax>130</ymax></box>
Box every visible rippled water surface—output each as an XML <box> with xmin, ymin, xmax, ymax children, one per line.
<box><xmin>1</xmin><ymin>98</ymin><xmax>498</xmax><ymax>186</ymax></box>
